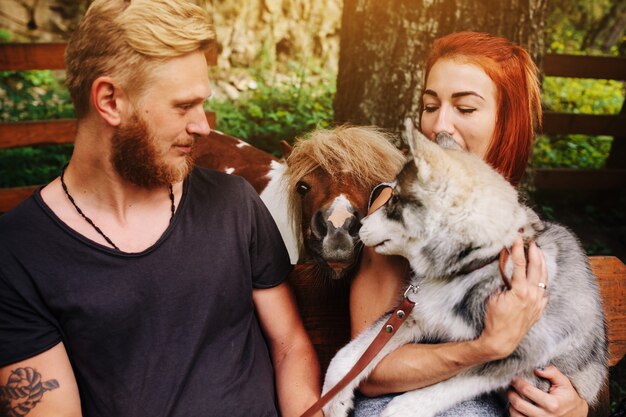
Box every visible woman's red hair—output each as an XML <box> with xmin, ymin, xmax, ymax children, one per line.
<box><xmin>421</xmin><ymin>32</ymin><xmax>542</xmax><ymax>186</ymax></box>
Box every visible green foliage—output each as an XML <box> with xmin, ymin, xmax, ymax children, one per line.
<box><xmin>542</xmin><ymin>77</ymin><xmax>624</xmax><ymax>114</ymax></box>
<box><xmin>0</xmin><ymin>145</ymin><xmax>72</xmax><ymax>187</ymax></box>
<box><xmin>547</xmin><ymin>0</ymin><xmax>622</xmax><ymax>55</ymax></box>
<box><xmin>532</xmin><ymin>135</ymin><xmax>612</xmax><ymax>169</ymax></box>
<box><xmin>208</xmin><ymin>67</ymin><xmax>335</xmax><ymax>154</ymax></box>
<box><xmin>0</xmin><ymin>56</ymin><xmax>75</xmax><ymax>186</ymax></box>
<box><xmin>0</xmin><ymin>29</ymin><xmax>11</xmax><ymax>43</ymax></box>
<box><xmin>532</xmin><ymin>76</ymin><xmax>624</xmax><ymax>169</ymax></box>
<box><xmin>546</xmin><ymin>5</ymin><xmax>587</xmax><ymax>54</ymax></box>
<box><xmin>539</xmin><ymin>0</ymin><xmax>624</xmax><ymax>170</ymax></box>
<box><xmin>0</xmin><ymin>70</ymin><xmax>75</xmax><ymax>122</ymax></box>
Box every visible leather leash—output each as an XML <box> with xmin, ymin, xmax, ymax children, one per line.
<box><xmin>300</xmin><ymin>285</ymin><xmax>418</xmax><ymax>417</ymax></box>
<box><xmin>300</xmin><ymin>249</ymin><xmax>513</xmax><ymax>417</ymax></box>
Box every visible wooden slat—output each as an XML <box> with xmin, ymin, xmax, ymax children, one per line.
<box><xmin>0</xmin><ymin>120</ymin><xmax>77</xmax><ymax>149</ymax></box>
<box><xmin>0</xmin><ymin>112</ymin><xmax>216</xmax><ymax>150</ymax></box>
<box><xmin>542</xmin><ymin>112</ymin><xmax>626</xmax><ymax>137</ymax></box>
<box><xmin>544</xmin><ymin>54</ymin><xmax>626</xmax><ymax>80</ymax></box>
<box><xmin>589</xmin><ymin>256</ymin><xmax>626</xmax><ymax>367</ymax></box>
<box><xmin>0</xmin><ymin>42</ymin><xmax>217</xmax><ymax>71</ymax></box>
<box><xmin>534</xmin><ymin>168</ymin><xmax>626</xmax><ymax>190</ymax></box>
<box><xmin>0</xmin><ymin>43</ymin><xmax>67</xmax><ymax>70</ymax></box>
<box><xmin>0</xmin><ymin>186</ymin><xmax>39</xmax><ymax>213</ymax></box>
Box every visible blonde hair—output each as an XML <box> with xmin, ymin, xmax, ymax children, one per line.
<box><xmin>65</xmin><ymin>0</ymin><xmax>215</xmax><ymax>118</ymax></box>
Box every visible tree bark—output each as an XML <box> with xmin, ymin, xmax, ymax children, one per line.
<box><xmin>334</xmin><ymin>0</ymin><xmax>549</xmax><ymax>138</ymax></box>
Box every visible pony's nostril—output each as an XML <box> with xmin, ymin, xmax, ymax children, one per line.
<box><xmin>347</xmin><ymin>214</ymin><xmax>361</xmax><ymax>236</ymax></box>
<box><xmin>311</xmin><ymin>210</ymin><xmax>328</xmax><ymax>238</ymax></box>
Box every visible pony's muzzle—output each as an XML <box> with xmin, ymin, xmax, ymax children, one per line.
<box><xmin>311</xmin><ymin>207</ymin><xmax>361</xmax><ymax>262</ymax></box>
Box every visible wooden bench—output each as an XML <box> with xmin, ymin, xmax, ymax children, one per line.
<box><xmin>288</xmin><ymin>257</ymin><xmax>626</xmax><ymax>416</ymax></box>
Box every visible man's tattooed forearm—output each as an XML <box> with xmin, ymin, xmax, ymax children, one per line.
<box><xmin>0</xmin><ymin>367</ymin><xmax>59</xmax><ymax>417</ymax></box>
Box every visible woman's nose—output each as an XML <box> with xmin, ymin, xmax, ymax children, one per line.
<box><xmin>432</xmin><ymin>106</ymin><xmax>454</xmax><ymax>137</ymax></box>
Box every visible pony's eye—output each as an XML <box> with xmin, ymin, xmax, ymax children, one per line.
<box><xmin>296</xmin><ymin>181</ymin><xmax>311</xmax><ymax>196</ymax></box>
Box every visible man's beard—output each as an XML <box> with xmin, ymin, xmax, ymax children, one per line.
<box><xmin>111</xmin><ymin>113</ymin><xmax>194</xmax><ymax>188</ymax></box>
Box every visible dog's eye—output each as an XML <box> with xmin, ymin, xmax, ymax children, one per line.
<box><xmin>296</xmin><ymin>181</ymin><xmax>311</xmax><ymax>196</ymax></box>
<box><xmin>389</xmin><ymin>194</ymin><xmax>400</xmax><ymax>205</ymax></box>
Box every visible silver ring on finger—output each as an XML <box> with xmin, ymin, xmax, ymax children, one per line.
<box><xmin>537</xmin><ymin>282</ymin><xmax>547</xmax><ymax>290</ymax></box>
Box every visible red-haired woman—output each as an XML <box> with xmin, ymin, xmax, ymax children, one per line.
<box><xmin>350</xmin><ymin>32</ymin><xmax>589</xmax><ymax>417</ymax></box>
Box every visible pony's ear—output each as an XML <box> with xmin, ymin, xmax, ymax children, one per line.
<box><xmin>403</xmin><ymin>118</ymin><xmax>445</xmax><ymax>184</ymax></box>
<box><xmin>279</xmin><ymin>140</ymin><xmax>293</xmax><ymax>159</ymax></box>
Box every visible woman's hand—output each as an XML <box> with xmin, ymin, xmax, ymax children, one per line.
<box><xmin>508</xmin><ymin>365</ymin><xmax>588</xmax><ymax>417</ymax></box>
<box><xmin>477</xmin><ymin>238</ymin><xmax>548</xmax><ymax>360</ymax></box>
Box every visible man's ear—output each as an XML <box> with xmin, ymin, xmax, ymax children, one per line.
<box><xmin>90</xmin><ymin>76</ymin><xmax>126</xmax><ymax>127</ymax></box>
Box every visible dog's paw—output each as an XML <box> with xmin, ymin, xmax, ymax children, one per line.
<box><xmin>381</xmin><ymin>395</ymin><xmax>430</xmax><ymax>417</ymax></box>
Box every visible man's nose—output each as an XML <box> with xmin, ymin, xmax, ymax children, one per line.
<box><xmin>187</xmin><ymin>108</ymin><xmax>211</xmax><ymax>138</ymax></box>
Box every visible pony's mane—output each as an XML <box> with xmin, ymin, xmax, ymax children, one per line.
<box><xmin>284</xmin><ymin>125</ymin><xmax>406</xmax><ymax>259</ymax></box>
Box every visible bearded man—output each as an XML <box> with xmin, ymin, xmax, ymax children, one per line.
<box><xmin>0</xmin><ymin>1</ymin><xmax>321</xmax><ymax>416</ymax></box>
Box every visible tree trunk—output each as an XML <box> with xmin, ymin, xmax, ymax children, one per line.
<box><xmin>334</xmin><ymin>0</ymin><xmax>549</xmax><ymax>139</ymax></box>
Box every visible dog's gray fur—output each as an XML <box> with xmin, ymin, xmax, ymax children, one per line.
<box><xmin>322</xmin><ymin>120</ymin><xmax>608</xmax><ymax>417</ymax></box>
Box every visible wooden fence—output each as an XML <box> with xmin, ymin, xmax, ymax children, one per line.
<box><xmin>537</xmin><ymin>54</ymin><xmax>626</xmax><ymax>190</ymax></box>
<box><xmin>0</xmin><ymin>44</ymin><xmax>625</xmax><ymax>212</ymax></box>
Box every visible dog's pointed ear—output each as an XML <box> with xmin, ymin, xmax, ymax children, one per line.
<box><xmin>404</xmin><ymin>118</ymin><xmax>445</xmax><ymax>184</ymax></box>
<box><xmin>404</xmin><ymin>118</ymin><xmax>424</xmax><ymax>157</ymax></box>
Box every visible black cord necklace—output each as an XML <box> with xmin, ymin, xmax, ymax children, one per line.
<box><xmin>60</xmin><ymin>165</ymin><xmax>175</xmax><ymax>251</ymax></box>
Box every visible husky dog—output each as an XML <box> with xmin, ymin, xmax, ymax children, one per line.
<box><xmin>322</xmin><ymin>121</ymin><xmax>607</xmax><ymax>417</ymax></box>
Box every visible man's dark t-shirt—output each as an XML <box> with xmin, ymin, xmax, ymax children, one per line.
<box><xmin>0</xmin><ymin>168</ymin><xmax>292</xmax><ymax>416</ymax></box>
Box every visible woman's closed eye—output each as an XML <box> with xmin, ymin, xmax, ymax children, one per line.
<box><xmin>423</xmin><ymin>104</ymin><xmax>439</xmax><ymax>113</ymax></box>
<box><xmin>457</xmin><ymin>106</ymin><xmax>477</xmax><ymax>114</ymax></box>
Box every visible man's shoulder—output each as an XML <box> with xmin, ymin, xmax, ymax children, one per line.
<box><xmin>0</xmin><ymin>194</ymin><xmax>45</xmax><ymax>258</ymax></box>
<box><xmin>0</xmin><ymin>193</ymin><xmax>41</xmax><ymax>233</ymax></box>
<box><xmin>189</xmin><ymin>166</ymin><xmax>253</xmax><ymax>196</ymax></box>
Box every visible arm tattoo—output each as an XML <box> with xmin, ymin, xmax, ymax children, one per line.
<box><xmin>0</xmin><ymin>367</ymin><xmax>59</xmax><ymax>417</ymax></box>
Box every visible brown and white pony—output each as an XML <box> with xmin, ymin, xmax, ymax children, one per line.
<box><xmin>284</xmin><ymin>126</ymin><xmax>405</xmax><ymax>279</ymax></box>
<box><xmin>284</xmin><ymin>127</ymin><xmax>405</xmax><ymax>370</ymax></box>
